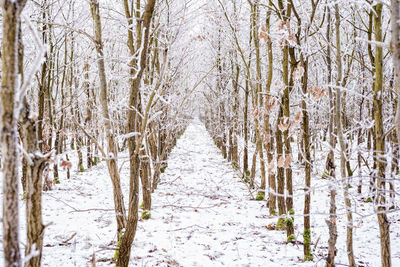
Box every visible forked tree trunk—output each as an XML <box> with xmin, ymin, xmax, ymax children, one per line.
<box><xmin>119</xmin><ymin>1</ymin><xmax>156</xmax><ymax>266</ymax></box>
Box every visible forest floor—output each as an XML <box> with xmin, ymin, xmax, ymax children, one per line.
<box><xmin>1</xmin><ymin>118</ymin><xmax>400</xmax><ymax>266</ymax></box>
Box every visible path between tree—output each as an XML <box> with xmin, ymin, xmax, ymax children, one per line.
<box><xmin>0</xmin><ymin>119</ymin><xmax>313</xmax><ymax>266</ymax></box>
<box><xmin>130</xmin><ymin>118</ymin><xmax>309</xmax><ymax>266</ymax></box>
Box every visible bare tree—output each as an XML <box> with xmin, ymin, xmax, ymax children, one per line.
<box><xmin>89</xmin><ymin>0</ymin><xmax>127</xmax><ymax>236</ymax></box>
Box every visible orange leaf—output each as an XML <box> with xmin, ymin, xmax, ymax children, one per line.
<box><xmin>284</xmin><ymin>155</ymin><xmax>292</xmax><ymax>168</ymax></box>
<box><xmin>278</xmin><ymin>117</ymin><xmax>290</xmax><ymax>132</ymax></box>
<box><xmin>263</xmin><ymin>134</ymin><xmax>271</xmax><ymax>145</ymax></box>
<box><xmin>295</xmin><ymin>111</ymin><xmax>301</xmax><ymax>121</ymax></box>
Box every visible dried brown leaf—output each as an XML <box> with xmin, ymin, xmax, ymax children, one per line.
<box><xmin>284</xmin><ymin>155</ymin><xmax>292</xmax><ymax>168</ymax></box>
<box><xmin>277</xmin><ymin>155</ymin><xmax>285</xmax><ymax>168</ymax></box>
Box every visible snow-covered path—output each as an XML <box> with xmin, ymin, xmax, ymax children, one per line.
<box><xmin>131</xmin><ymin>119</ymin><xmax>308</xmax><ymax>266</ymax></box>
<box><xmin>0</xmin><ymin>119</ymin><xmax>316</xmax><ymax>266</ymax></box>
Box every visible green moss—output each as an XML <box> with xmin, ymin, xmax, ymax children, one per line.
<box><xmin>245</xmin><ymin>170</ymin><xmax>250</xmax><ymax>177</ymax></box>
<box><xmin>276</xmin><ymin>217</ymin><xmax>286</xmax><ymax>230</ymax></box>
<box><xmin>321</xmin><ymin>170</ymin><xmax>329</xmax><ymax>179</ymax></box>
<box><xmin>160</xmin><ymin>167</ymin><xmax>165</xmax><ymax>173</ymax></box>
<box><xmin>232</xmin><ymin>163</ymin><xmax>239</xmax><ymax>170</ymax></box>
<box><xmin>114</xmin><ymin>229</ymin><xmax>125</xmax><ymax>261</ymax></box>
<box><xmin>244</xmin><ymin>176</ymin><xmax>250</xmax><ymax>184</ymax></box>
<box><xmin>304</xmin><ymin>254</ymin><xmax>313</xmax><ymax>261</ymax></box>
<box><xmin>255</xmin><ymin>192</ymin><xmax>265</xmax><ymax>201</ymax></box>
<box><xmin>92</xmin><ymin>157</ymin><xmax>99</xmax><ymax>166</ymax></box>
<box><xmin>348</xmin><ymin>168</ymin><xmax>354</xmax><ymax>177</ymax></box>
<box><xmin>54</xmin><ymin>177</ymin><xmax>60</xmax><ymax>184</ymax></box>
<box><xmin>140</xmin><ymin>201</ymin><xmax>144</xmax><ymax>208</ymax></box>
<box><xmin>22</xmin><ymin>191</ymin><xmax>26</xmax><ymax>200</ymax></box>
<box><xmin>287</xmin><ymin>234</ymin><xmax>296</xmax><ymax>243</ymax></box>
<box><xmin>285</xmin><ymin>217</ymin><xmax>294</xmax><ymax>228</ymax></box>
<box><xmin>288</xmin><ymin>208</ymin><xmax>295</xmax><ymax>216</ymax></box>
<box><xmin>269</xmin><ymin>209</ymin><xmax>277</xmax><ymax>216</ymax></box>
<box><xmin>141</xmin><ymin>210</ymin><xmax>151</xmax><ymax>220</ymax></box>
<box><xmin>79</xmin><ymin>165</ymin><xmax>85</xmax><ymax>172</ymax></box>
<box><xmin>365</xmin><ymin>197</ymin><xmax>373</xmax><ymax>203</ymax></box>
<box><xmin>303</xmin><ymin>228</ymin><xmax>313</xmax><ymax>261</ymax></box>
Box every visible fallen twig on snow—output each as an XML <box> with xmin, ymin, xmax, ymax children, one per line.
<box><xmin>156</xmin><ymin>203</ymin><xmax>225</xmax><ymax>210</ymax></box>
<box><xmin>167</xmin><ymin>224</ymin><xmax>208</xmax><ymax>232</ymax></box>
<box><xmin>69</xmin><ymin>208</ymin><xmax>115</xmax><ymax>213</ymax></box>
<box><xmin>61</xmin><ymin>232</ymin><xmax>77</xmax><ymax>244</ymax></box>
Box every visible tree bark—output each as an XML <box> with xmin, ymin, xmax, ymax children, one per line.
<box><xmin>118</xmin><ymin>1</ymin><xmax>156</xmax><ymax>266</ymax></box>
<box><xmin>374</xmin><ymin>3</ymin><xmax>392</xmax><ymax>267</ymax></box>
<box><xmin>1</xmin><ymin>1</ymin><xmax>27</xmax><ymax>266</ymax></box>
<box><xmin>392</xmin><ymin>0</ymin><xmax>400</xmax><ymax>146</ymax></box>
<box><xmin>325</xmin><ymin>7</ymin><xmax>338</xmax><ymax>267</ymax></box>
<box><xmin>264</xmin><ymin>10</ymin><xmax>276</xmax><ymax>214</ymax></box>
<box><xmin>20</xmin><ymin>98</ymin><xmax>50</xmax><ymax>267</ymax></box>
<box><xmin>89</xmin><ymin>0</ymin><xmax>127</xmax><ymax>235</ymax></box>
<box><xmin>335</xmin><ymin>5</ymin><xmax>355</xmax><ymax>266</ymax></box>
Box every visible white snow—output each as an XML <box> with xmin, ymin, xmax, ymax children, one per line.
<box><xmin>0</xmin><ymin>119</ymin><xmax>399</xmax><ymax>266</ymax></box>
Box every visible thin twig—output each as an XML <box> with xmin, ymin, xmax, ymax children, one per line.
<box><xmin>61</xmin><ymin>232</ymin><xmax>77</xmax><ymax>244</ymax></box>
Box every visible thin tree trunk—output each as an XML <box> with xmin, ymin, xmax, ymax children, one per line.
<box><xmin>374</xmin><ymin>3</ymin><xmax>391</xmax><ymax>267</ymax></box>
<box><xmin>250</xmin><ymin>1</ymin><xmax>266</xmax><ymax>195</ymax></box>
<box><xmin>335</xmin><ymin>5</ymin><xmax>355</xmax><ymax>266</ymax></box>
<box><xmin>232</xmin><ymin>56</ymin><xmax>239</xmax><ymax>168</ymax></box>
<box><xmin>301</xmin><ymin>55</ymin><xmax>312</xmax><ymax>260</ymax></box>
<box><xmin>276</xmin><ymin>108</ymin><xmax>286</xmax><ymax>219</ymax></box>
<box><xmin>325</xmin><ymin>8</ymin><xmax>338</xmax><ymax>267</ymax></box>
<box><xmin>392</xmin><ymin>0</ymin><xmax>400</xmax><ymax>145</ymax></box>
<box><xmin>89</xmin><ymin>0</ymin><xmax>127</xmax><ymax>236</ymax></box>
<box><xmin>264</xmin><ymin>10</ymin><xmax>276</xmax><ymax>214</ymax></box>
<box><xmin>243</xmin><ymin>79</ymin><xmax>249</xmax><ymax>176</ymax></box>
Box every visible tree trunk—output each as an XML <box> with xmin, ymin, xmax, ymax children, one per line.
<box><xmin>301</xmin><ymin>55</ymin><xmax>312</xmax><ymax>260</ymax></box>
<box><xmin>374</xmin><ymin>4</ymin><xmax>391</xmax><ymax>267</ymax></box>
<box><xmin>392</xmin><ymin>0</ymin><xmax>400</xmax><ymax>146</ymax></box>
<box><xmin>264</xmin><ymin>10</ymin><xmax>276</xmax><ymax>214</ymax></box>
<box><xmin>20</xmin><ymin>98</ymin><xmax>50</xmax><ymax>267</ymax></box>
<box><xmin>1</xmin><ymin>1</ymin><xmax>27</xmax><ymax>266</ymax></box>
<box><xmin>243</xmin><ymin>79</ymin><xmax>249</xmax><ymax>176</ymax></box>
<box><xmin>89</xmin><ymin>0</ymin><xmax>127</xmax><ymax>235</ymax></box>
<box><xmin>118</xmin><ymin>1</ymin><xmax>156</xmax><ymax>266</ymax></box>
<box><xmin>325</xmin><ymin>7</ymin><xmax>338</xmax><ymax>267</ymax></box>
<box><xmin>335</xmin><ymin>5</ymin><xmax>355</xmax><ymax>266</ymax></box>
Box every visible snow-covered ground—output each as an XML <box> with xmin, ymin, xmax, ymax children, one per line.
<box><xmin>0</xmin><ymin>119</ymin><xmax>400</xmax><ymax>266</ymax></box>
